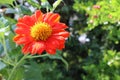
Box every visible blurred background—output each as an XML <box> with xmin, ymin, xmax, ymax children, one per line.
<box><xmin>0</xmin><ymin>0</ymin><xmax>120</xmax><ymax>80</ymax></box>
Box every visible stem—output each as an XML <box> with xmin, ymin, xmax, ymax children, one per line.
<box><xmin>61</xmin><ymin>57</ymin><xmax>69</xmax><ymax>70</ymax></box>
<box><xmin>0</xmin><ymin>58</ymin><xmax>14</xmax><ymax>66</ymax></box>
<box><xmin>27</xmin><ymin>54</ymin><xmax>48</xmax><ymax>59</ymax></box>
<box><xmin>2</xmin><ymin>35</ymin><xmax>9</xmax><ymax>59</ymax></box>
<box><xmin>8</xmin><ymin>54</ymin><xmax>28</xmax><ymax>80</ymax></box>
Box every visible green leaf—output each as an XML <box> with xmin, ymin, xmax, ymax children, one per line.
<box><xmin>27</xmin><ymin>0</ymin><xmax>40</xmax><ymax>8</ymax></box>
<box><xmin>51</xmin><ymin>0</ymin><xmax>62</xmax><ymax>12</ymax></box>
<box><xmin>47</xmin><ymin>50</ymin><xmax>69</xmax><ymax>70</ymax></box>
<box><xmin>19</xmin><ymin>5</ymin><xmax>32</xmax><ymax>15</ymax></box>
<box><xmin>24</xmin><ymin>61</ymin><xmax>43</xmax><ymax>80</ymax></box>
<box><xmin>13</xmin><ymin>68</ymin><xmax>24</xmax><ymax>80</ymax></box>
<box><xmin>5</xmin><ymin>8</ymin><xmax>16</xmax><ymax>14</ymax></box>
<box><xmin>0</xmin><ymin>0</ymin><xmax>14</xmax><ymax>4</ymax></box>
<box><xmin>41</xmin><ymin>0</ymin><xmax>51</xmax><ymax>9</ymax></box>
<box><xmin>0</xmin><ymin>26</ymin><xmax>10</xmax><ymax>33</ymax></box>
<box><xmin>53</xmin><ymin>0</ymin><xmax>62</xmax><ymax>8</ymax></box>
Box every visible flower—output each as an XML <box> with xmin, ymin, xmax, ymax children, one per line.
<box><xmin>13</xmin><ymin>10</ymin><xmax>69</xmax><ymax>55</ymax></box>
<box><xmin>78</xmin><ymin>34</ymin><xmax>90</xmax><ymax>44</ymax></box>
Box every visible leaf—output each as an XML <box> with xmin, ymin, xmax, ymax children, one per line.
<box><xmin>24</xmin><ymin>61</ymin><xmax>43</xmax><ymax>80</ymax></box>
<box><xmin>51</xmin><ymin>0</ymin><xmax>62</xmax><ymax>12</ymax></box>
<box><xmin>47</xmin><ymin>50</ymin><xmax>69</xmax><ymax>70</ymax></box>
<box><xmin>5</xmin><ymin>8</ymin><xmax>16</xmax><ymax>14</ymax></box>
<box><xmin>41</xmin><ymin>0</ymin><xmax>51</xmax><ymax>9</ymax></box>
<box><xmin>0</xmin><ymin>26</ymin><xmax>10</xmax><ymax>33</ymax></box>
<box><xmin>19</xmin><ymin>5</ymin><xmax>32</xmax><ymax>15</ymax></box>
<box><xmin>0</xmin><ymin>0</ymin><xmax>14</xmax><ymax>4</ymax></box>
<box><xmin>13</xmin><ymin>67</ymin><xmax>24</xmax><ymax>80</ymax></box>
<box><xmin>27</xmin><ymin>0</ymin><xmax>40</xmax><ymax>8</ymax></box>
<box><xmin>53</xmin><ymin>0</ymin><xmax>62</xmax><ymax>9</ymax></box>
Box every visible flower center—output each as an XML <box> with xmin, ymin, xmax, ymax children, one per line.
<box><xmin>30</xmin><ymin>22</ymin><xmax>52</xmax><ymax>41</ymax></box>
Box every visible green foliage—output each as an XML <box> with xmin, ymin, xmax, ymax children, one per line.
<box><xmin>73</xmin><ymin>0</ymin><xmax>120</xmax><ymax>80</ymax></box>
<box><xmin>0</xmin><ymin>0</ymin><xmax>14</xmax><ymax>5</ymax></box>
<box><xmin>0</xmin><ymin>0</ymin><xmax>120</xmax><ymax>80</ymax></box>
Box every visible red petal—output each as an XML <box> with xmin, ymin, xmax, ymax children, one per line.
<box><xmin>49</xmin><ymin>36</ymin><xmax>65</xmax><ymax>50</ymax></box>
<box><xmin>43</xmin><ymin>13</ymin><xmax>53</xmax><ymax>22</ymax></box>
<box><xmin>35</xmin><ymin>10</ymin><xmax>43</xmax><ymax>22</ymax></box>
<box><xmin>16</xmin><ymin>23</ymin><xmax>29</xmax><ymax>28</ymax></box>
<box><xmin>31</xmin><ymin>41</ymin><xmax>45</xmax><ymax>54</ymax></box>
<box><xmin>45</xmin><ymin>37</ymin><xmax>59</xmax><ymax>49</ymax></box>
<box><xmin>58</xmin><ymin>42</ymin><xmax>65</xmax><ymax>50</ymax></box>
<box><xmin>51</xmin><ymin>36</ymin><xmax>65</xmax><ymax>42</ymax></box>
<box><xmin>22</xmin><ymin>43</ymin><xmax>32</xmax><ymax>54</ymax></box>
<box><xmin>13</xmin><ymin>35</ymin><xmax>30</xmax><ymax>44</ymax></box>
<box><xmin>43</xmin><ymin>13</ymin><xmax>60</xmax><ymax>26</ymax></box>
<box><xmin>46</xmin><ymin>48</ymin><xmax>56</xmax><ymax>55</ymax></box>
<box><xmin>31</xmin><ymin>14</ymin><xmax>36</xmax><ymax>22</ymax></box>
<box><xmin>52</xmin><ymin>31</ymin><xmax>70</xmax><ymax>38</ymax></box>
<box><xmin>18</xmin><ymin>15</ymin><xmax>35</xmax><ymax>26</ymax></box>
<box><xmin>52</xmin><ymin>23</ymin><xmax>68</xmax><ymax>30</ymax></box>
<box><xmin>48</xmin><ymin>13</ymin><xmax>60</xmax><ymax>26</ymax></box>
<box><xmin>15</xmin><ymin>27</ymin><xmax>29</xmax><ymax>34</ymax></box>
<box><xmin>48</xmin><ymin>13</ymin><xmax>60</xmax><ymax>23</ymax></box>
<box><xmin>52</xmin><ymin>29</ymin><xmax>65</xmax><ymax>34</ymax></box>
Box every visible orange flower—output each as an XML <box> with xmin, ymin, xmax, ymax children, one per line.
<box><xmin>13</xmin><ymin>10</ymin><xmax>69</xmax><ymax>55</ymax></box>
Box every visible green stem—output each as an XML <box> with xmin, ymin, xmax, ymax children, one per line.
<box><xmin>2</xmin><ymin>35</ymin><xmax>9</xmax><ymax>59</ymax></box>
<box><xmin>0</xmin><ymin>58</ymin><xmax>14</xmax><ymax>66</ymax></box>
<box><xmin>26</xmin><ymin>54</ymin><xmax>48</xmax><ymax>59</ymax></box>
<box><xmin>61</xmin><ymin>57</ymin><xmax>69</xmax><ymax>70</ymax></box>
<box><xmin>8</xmin><ymin>54</ymin><xmax>28</xmax><ymax>80</ymax></box>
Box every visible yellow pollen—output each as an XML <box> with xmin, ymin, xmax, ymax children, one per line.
<box><xmin>30</xmin><ymin>22</ymin><xmax>52</xmax><ymax>41</ymax></box>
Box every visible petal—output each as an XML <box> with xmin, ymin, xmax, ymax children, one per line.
<box><xmin>48</xmin><ymin>13</ymin><xmax>60</xmax><ymax>23</ymax></box>
<box><xmin>13</xmin><ymin>35</ymin><xmax>30</xmax><ymax>44</ymax></box>
<box><xmin>45</xmin><ymin>37</ymin><xmax>59</xmax><ymax>49</ymax></box>
<box><xmin>51</xmin><ymin>35</ymin><xmax>65</xmax><ymax>42</ymax></box>
<box><xmin>35</xmin><ymin>10</ymin><xmax>43</xmax><ymax>22</ymax></box>
<box><xmin>48</xmin><ymin>35</ymin><xmax>65</xmax><ymax>50</ymax></box>
<box><xmin>52</xmin><ymin>31</ymin><xmax>70</xmax><ymax>38</ymax></box>
<box><xmin>43</xmin><ymin>13</ymin><xmax>60</xmax><ymax>26</ymax></box>
<box><xmin>52</xmin><ymin>23</ymin><xmax>68</xmax><ymax>30</ymax></box>
<box><xmin>15</xmin><ymin>27</ymin><xmax>30</xmax><ymax>34</ymax></box>
<box><xmin>18</xmin><ymin>15</ymin><xmax>35</xmax><ymax>26</ymax></box>
<box><xmin>46</xmin><ymin>48</ymin><xmax>56</xmax><ymax>55</ymax></box>
<box><xmin>16</xmin><ymin>23</ymin><xmax>29</xmax><ymax>28</ymax></box>
<box><xmin>43</xmin><ymin>13</ymin><xmax>53</xmax><ymax>22</ymax></box>
<box><xmin>58</xmin><ymin>41</ymin><xmax>65</xmax><ymax>50</ymax></box>
<box><xmin>52</xmin><ymin>29</ymin><xmax>65</xmax><ymax>34</ymax></box>
<box><xmin>22</xmin><ymin>43</ymin><xmax>32</xmax><ymax>54</ymax></box>
<box><xmin>31</xmin><ymin>14</ymin><xmax>36</xmax><ymax>22</ymax></box>
<box><xmin>31</xmin><ymin>41</ymin><xmax>45</xmax><ymax>54</ymax></box>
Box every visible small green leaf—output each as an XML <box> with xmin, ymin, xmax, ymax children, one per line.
<box><xmin>20</xmin><ymin>5</ymin><xmax>32</xmax><ymax>15</ymax></box>
<box><xmin>0</xmin><ymin>0</ymin><xmax>14</xmax><ymax>4</ymax></box>
<box><xmin>27</xmin><ymin>0</ymin><xmax>40</xmax><ymax>8</ymax></box>
<box><xmin>41</xmin><ymin>0</ymin><xmax>51</xmax><ymax>10</ymax></box>
<box><xmin>5</xmin><ymin>8</ymin><xmax>16</xmax><ymax>14</ymax></box>
<box><xmin>53</xmin><ymin>0</ymin><xmax>62</xmax><ymax>8</ymax></box>
<box><xmin>51</xmin><ymin>0</ymin><xmax>62</xmax><ymax>12</ymax></box>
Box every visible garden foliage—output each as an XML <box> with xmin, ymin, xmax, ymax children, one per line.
<box><xmin>0</xmin><ymin>0</ymin><xmax>120</xmax><ymax>80</ymax></box>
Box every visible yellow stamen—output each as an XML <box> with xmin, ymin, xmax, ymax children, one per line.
<box><xmin>30</xmin><ymin>22</ymin><xmax>52</xmax><ymax>41</ymax></box>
